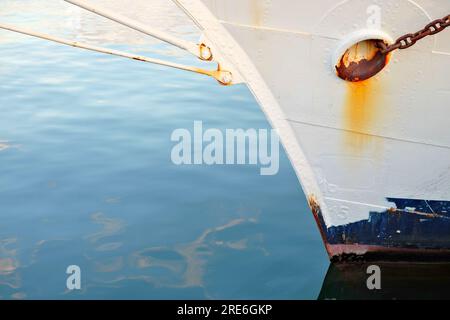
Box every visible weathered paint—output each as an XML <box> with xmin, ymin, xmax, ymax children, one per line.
<box><xmin>344</xmin><ymin>80</ymin><xmax>377</xmax><ymax>133</ymax></box>
<box><xmin>342</xmin><ymin>78</ymin><xmax>387</xmax><ymax>156</ymax></box>
<box><xmin>178</xmin><ymin>0</ymin><xmax>450</xmax><ymax>262</ymax></box>
<box><xmin>336</xmin><ymin>40</ymin><xmax>389</xmax><ymax>151</ymax></box>
<box><xmin>309</xmin><ymin>196</ymin><xmax>450</xmax><ymax>261</ymax></box>
<box><xmin>198</xmin><ymin>43</ymin><xmax>213</xmax><ymax>61</ymax></box>
<box><xmin>335</xmin><ymin>39</ymin><xmax>390</xmax><ymax>82</ymax></box>
<box><xmin>339</xmin><ymin>40</ymin><xmax>388</xmax><ymax>152</ymax></box>
<box><xmin>250</xmin><ymin>0</ymin><xmax>264</xmax><ymax>27</ymax></box>
<box><xmin>339</xmin><ymin>39</ymin><xmax>389</xmax><ymax>151</ymax></box>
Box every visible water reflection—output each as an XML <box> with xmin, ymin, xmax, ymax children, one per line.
<box><xmin>0</xmin><ymin>0</ymin><xmax>329</xmax><ymax>299</ymax></box>
<box><xmin>85</xmin><ymin>212</ymin><xmax>125</xmax><ymax>245</ymax></box>
<box><xmin>87</xmin><ymin>216</ymin><xmax>262</xmax><ymax>299</ymax></box>
<box><xmin>0</xmin><ymin>141</ymin><xmax>8</xmax><ymax>151</ymax></box>
<box><xmin>94</xmin><ymin>256</ymin><xmax>124</xmax><ymax>273</ymax></box>
<box><xmin>319</xmin><ymin>262</ymin><xmax>450</xmax><ymax>300</ymax></box>
<box><xmin>0</xmin><ymin>140</ymin><xmax>16</xmax><ymax>152</ymax></box>
<box><xmin>0</xmin><ymin>238</ymin><xmax>22</xmax><ymax>299</ymax></box>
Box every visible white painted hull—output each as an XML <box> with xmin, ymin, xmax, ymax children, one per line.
<box><xmin>178</xmin><ymin>0</ymin><xmax>450</xmax><ymax>260</ymax></box>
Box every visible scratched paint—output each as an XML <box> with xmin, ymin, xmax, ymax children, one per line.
<box><xmin>309</xmin><ymin>196</ymin><xmax>450</xmax><ymax>261</ymax></box>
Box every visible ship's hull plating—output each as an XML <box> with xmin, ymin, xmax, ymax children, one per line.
<box><xmin>310</xmin><ymin>197</ymin><xmax>450</xmax><ymax>261</ymax></box>
<box><xmin>178</xmin><ymin>0</ymin><xmax>450</xmax><ymax>260</ymax></box>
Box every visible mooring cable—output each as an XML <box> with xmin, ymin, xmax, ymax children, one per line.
<box><xmin>0</xmin><ymin>23</ymin><xmax>232</xmax><ymax>85</ymax></box>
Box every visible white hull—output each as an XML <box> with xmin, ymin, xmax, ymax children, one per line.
<box><xmin>178</xmin><ymin>0</ymin><xmax>450</xmax><ymax>260</ymax></box>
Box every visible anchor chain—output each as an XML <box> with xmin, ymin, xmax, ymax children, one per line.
<box><xmin>378</xmin><ymin>14</ymin><xmax>450</xmax><ymax>54</ymax></box>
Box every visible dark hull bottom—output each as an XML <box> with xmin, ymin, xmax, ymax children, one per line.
<box><xmin>327</xmin><ymin>244</ymin><xmax>450</xmax><ymax>262</ymax></box>
<box><xmin>309</xmin><ymin>196</ymin><xmax>450</xmax><ymax>262</ymax></box>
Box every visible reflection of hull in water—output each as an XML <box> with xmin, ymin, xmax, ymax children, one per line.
<box><xmin>319</xmin><ymin>262</ymin><xmax>450</xmax><ymax>300</ymax></box>
<box><xmin>178</xmin><ymin>0</ymin><xmax>450</xmax><ymax>261</ymax></box>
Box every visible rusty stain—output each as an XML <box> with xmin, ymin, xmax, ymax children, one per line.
<box><xmin>198</xmin><ymin>43</ymin><xmax>213</xmax><ymax>61</ymax></box>
<box><xmin>198</xmin><ymin>63</ymin><xmax>233</xmax><ymax>86</ymax></box>
<box><xmin>336</xmin><ymin>41</ymin><xmax>393</xmax><ymax>154</ymax></box>
<box><xmin>343</xmin><ymin>79</ymin><xmax>377</xmax><ymax>150</ymax></box>
<box><xmin>250</xmin><ymin>0</ymin><xmax>263</xmax><ymax>27</ymax></box>
<box><xmin>342</xmin><ymin>75</ymin><xmax>387</xmax><ymax>155</ymax></box>
<box><xmin>336</xmin><ymin>39</ymin><xmax>390</xmax><ymax>82</ymax></box>
<box><xmin>308</xmin><ymin>195</ymin><xmax>320</xmax><ymax>216</ymax></box>
<box><xmin>398</xmin><ymin>208</ymin><xmax>446</xmax><ymax>219</ymax></box>
<box><xmin>308</xmin><ymin>195</ymin><xmax>330</xmax><ymax>247</ymax></box>
<box><xmin>345</xmin><ymin>79</ymin><xmax>377</xmax><ymax>132</ymax></box>
<box><xmin>340</xmin><ymin>41</ymin><xmax>389</xmax><ymax>142</ymax></box>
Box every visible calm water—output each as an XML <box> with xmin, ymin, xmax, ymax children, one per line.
<box><xmin>0</xmin><ymin>0</ymin><xmax>329</xmax><ymax>299</ymax></box>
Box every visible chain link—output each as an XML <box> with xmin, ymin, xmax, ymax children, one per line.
<box><xmin>378</xmin><ymin>14</ymin><xmax>450</xmax><ymax>54</ymax></box>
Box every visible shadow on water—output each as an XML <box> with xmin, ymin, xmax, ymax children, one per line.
<box><xmin>318</xmin><ymin>262</ymin><xmax>450</xmax><ymax>300</ymax></box>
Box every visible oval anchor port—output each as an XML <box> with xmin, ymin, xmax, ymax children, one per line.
<box><xmin>332</xmin><ymin>30</ymin><xmax>393</xmax><ymax>82</ymax></box>
<box><xmin>335</xmin><ymin>38</ymin><xmax>391</xmax><ymax>82</ymax></box>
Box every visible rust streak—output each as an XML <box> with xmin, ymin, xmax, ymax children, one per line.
<box><xmin>338</xmin><ymin>39</ymin><xmax>391</xmax><ymax>153</ymax></box>
<box><xmin>343</xmin><ymin>79</ymin><xmax>379</xmax><ymax>153</ymax></box>
<box><xmin>250</xmin><ymin>0</ymin><xmax>263</xmax><ymax>27</ymax></box>
<box><xmin>344</xmin><ymin>79</ymin><xmax>377</xmax><ymax>134</ymax></box>
<box><xmin>308</xmin><ymin>195</ymin><xmax>329</xmax><ymax>249</ymax></box>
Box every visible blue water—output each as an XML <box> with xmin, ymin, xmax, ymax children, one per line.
<box><xmin>0</xmin><ymin>4</ymin><xmax>329</xmax><ymax>299</ymax></box>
